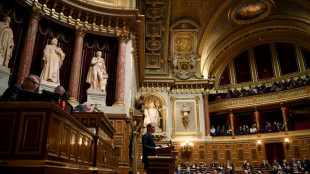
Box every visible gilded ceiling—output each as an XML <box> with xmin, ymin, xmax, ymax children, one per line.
<box><xmin>76</xmin><ymin>0</ymin><xmax>135</xmax><ymax>9</ymax></box>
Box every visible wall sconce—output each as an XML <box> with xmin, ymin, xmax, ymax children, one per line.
<box><xmin>285</xmin><ymin>138</ymin><xmax>290</xmax><ymax>149</ymax></box>
<box><xmin>257</xmin><ymin>140</ymin><xmax>262</xmax><ymax>151</ymax></box>
<box><xmin>181</xmin><ymin>140</ymin><xmax>193</xmax><ymax>160</ymax></box>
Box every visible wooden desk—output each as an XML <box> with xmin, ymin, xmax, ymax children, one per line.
<box><xmin>0</xmin><ymin>102</ymin><xmax>118</xmax><ymax>174</ymax></box>
<box><xmin>148</xmin><ymin>146</ymin><xmax>178</xmax><ymax>174</ymax></box>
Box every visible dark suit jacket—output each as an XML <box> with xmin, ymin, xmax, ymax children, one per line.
<box><xmin>281</xmin><ymin>163</ymin><xmax>288</xmax><ymax>168</ymax></box>
<box><xmin>0</xmin><ymin>84</ymin><xmax>23</xmax><ymax>101</ymax></box>
<box><xmin>210</xmin><ymin>163</ymin><xmax>217</xmax><ymax>168</ymax></box>
<box><xmin>260</xmin><ymin>163</ymin><xmax>270</xmax><ymax>168</ymax></box>
<box><xmin>73</xmin><ymin>104</ymin><xmax>86</xmax><ymax>112</ymax></box>
<box><xmin>142</xmin><ymin>132</ymin><xmax>156</xmax><ymax>164</ymax></box>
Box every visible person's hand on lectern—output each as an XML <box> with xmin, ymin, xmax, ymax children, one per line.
<box><xmin>161</xmin><ymin>145</ymin><xmax>168</xmax><ymax>148</ymax></box>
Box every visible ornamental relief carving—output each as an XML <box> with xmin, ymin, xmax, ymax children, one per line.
<box><xmin>146</xmin><ymin>39</ymin><xmax>161</xmax><ymax>51</ymax></box>
<box><xmin>174</xmin><ymin>36</ymin><xmax>194</xmax><ymax>55</ymax></box>
<box><xmin>172</xmin><ymin>54</ymin><xmax>196</xmax><ymax>80</ymax></box>
<box><xmin>145</xmin><ymin>53</ymin><xmax>161</xmax><ymax>69</ymax></box>
<box><xmin>146</xmin><ymin>22</ymin><xmax>162</xmax><ymax>37</ymax></box>
<box><xmin>146</xmin><ymin>0</ymin><xmax>163</xmax><ymax>4</ymax></box>
<box><xmin>146</xmin><ymin>8</ymin><xmax>162</xmax><ymax>19</ymax></box>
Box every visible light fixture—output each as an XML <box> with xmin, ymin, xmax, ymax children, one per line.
<box><xmin>181</xmin><ymin>140</ymin><xmax>193</xmax><ymax>160</ymax></box>
<box><xmin>284</xmin><ymin>138</ymin><xmax>290</xmax><ymax>149</ymax></box>
<box><xmin>257</xmin><ymin>140</ymin><xmax>262</xmax><ymax>151</ymax></box>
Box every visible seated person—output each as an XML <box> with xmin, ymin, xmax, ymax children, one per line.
<box><xmin>281</xmin><ymin>159</ymin><xmax>289</xmax><ymax>168</ymax></box>
<box><xmin>54</xmin><ymin>85</ymin><xmax>65</xmax><ymax>96</ymax></box>
<box><xmin>180</xmin><ymin>161</ymin><xmax>187</xmax><ymax>168</ymax></box>
<box><xmin>175</xmin><ymin>166</ymin><xmax>183</xmax><ymax>174</ymax></box>
<box><xmin>249</xmin><ymin>124</ymin><xmax>257</xmax><ymax>134</ymax></box>
<box><xmin>210</xmin><ymin>125</ymin><xmax>216</xmax><ymax>136</ymax></box>
<box><xmin>201</xmin><ymin>162</ymin><xmax>207</xmax><ymax>168</ymax></box>
<box><xmin>190</xmin><ymin>161</ymin><xmax>197</xmax><ymax>168</ymax></box>
<box><xmin>73</xmin><ymin>102</ymin><xmax>92</xmax><ymax>112</ymax></box>
<box><xmin>226</xmin><ymin>162</ymin><xmax>234</xmax><ymax>174</ymax></box>
<box><xmin>210</xmin><ymin>160</ymin><xmax>217</xmax><ymax>168</ymax></box>
<box><xmin>183</xmin><ymin>166</ymin><xmax>192</xmax><ymax>174</ymax></box>
<box><xmin>0</xmin><ymin>74</ymin><xmax>40</xmax><ymax>101</ymax></box>
<box><xmin>260</xmin><ymin>160</ymin><xmax>270</xmax><ymax>169</ymax></box>
<box><xmin>53</xmin><ymin>85</ymin><xmax>68</xmax><ymax>109</ymax></box>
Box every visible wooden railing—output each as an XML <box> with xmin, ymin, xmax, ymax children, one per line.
<box><xmin>0</xmin><ymin>102</ymin><xmax>118</xmax><ymax>173</ymax></box>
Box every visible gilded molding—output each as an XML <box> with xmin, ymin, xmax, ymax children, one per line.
<box><xmin>117</xmin><ymin>31</ymin><xmax>131</xmax><ymax>43</ymax></box>
<box><xmin>209</xmin><ymin>86</ymin><xmax>310</xmax><ymax>113</ymax></box>
<box><xmin>31</xmin><ymin>6</ymin><xmax>45</xmax><ymax>20</ymax></box>
<box><xmin>171</xmin><ymin>96</ymin><xmax>201</xmax><ymax>139</ymax></box>
<box><xmin>75</xmin><ymin>25</ymin><xmax>88</xmax><ymax>37</ymax></box>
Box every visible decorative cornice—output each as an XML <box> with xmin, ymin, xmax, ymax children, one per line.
<box><xmin>75</xmin><ymin>25</ymin><xmax>87</xmax><ymax>37</ymax></box>
<box><xmin>117</xmin><ymin>31</ymin><xmax>131</xmax><ymax>43</ymax></box>
<box><xmin>31</xmin><ymin>5</ymin><xmax>45</xmax><ymax>20</ymax></box>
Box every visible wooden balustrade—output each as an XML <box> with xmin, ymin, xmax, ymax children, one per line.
<box><xmin>0</xmin><ymin>102</ymin><xmax>118</xmax><ymax>174</ymax></box>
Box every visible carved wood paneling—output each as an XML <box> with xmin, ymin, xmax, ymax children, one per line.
<box><xmin>49</xmin><ymin>116</ymin><xmax>61</xmax><ymax>156</ymax></box>
<box><xmin>238</xmin><ymin>149</ymin><xmax>244</xmax><ymax>161</ymax></box>
<box><xmin>0</xmin><ymin>113</ymin><xmax>16</xmax><ymax>153</ymax></box>
<box><xmin>116</xmin><ymin>120</ymin><xmax>123</xmax><ymax>133</ymax></box>
<box><xmin>60</xmin><ymin>123</ymin><xmax>70</xmax><ymax>159</ymax></box>
<box><xmin>70</xmin><ymin>129</ymin><xmax>78</xmax><ymax>160</ymax></box>
<box><xmin>251</xmin><ymin>149</ymin><xmax>257</xmax><ymax>160</ymax></box>
<box><xmin>16</xmin><ymin>112</ymin><xmax>46</xmax><ymax>154</ymax></box>
<box><xmin>0</xmin><ymin>102</ymin><xmax>118</xmax><ymax>173</ymax></box>
<box><xmin>213</xmin><ymin>150</ymin><xmax>218</xmax><ymax>160</ymax></box>
<box><xmin>293</xmin><ymin>146</ymin><xmax>301</xmax><ymax>158</ymax></box>
<box><xmin>225</xmin><ymin>150</ymin><xmax>231</xmax><ymax>160</ymax></box>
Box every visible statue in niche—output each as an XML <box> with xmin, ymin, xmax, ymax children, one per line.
<box><xmin>86</xmin><ymin>51</ymin><xmax>108</xmax><ymax>92</ymax></box>
<box><xmin>40</xmin><ymin>38</ymin><xmax>65</xmax><ymax>85</ymax></box>
<box><xmin>144</xmin><ymin>100</ymin><xmax>162</xmax><ymax>131</ymax></box>
<box><xmin>0</xmin><ymin>16</ymin><xmax>14</xmax><ymax>68</ymax></box>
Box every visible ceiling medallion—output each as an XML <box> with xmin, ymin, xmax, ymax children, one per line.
<box><xmin>173</xmin><ymin>54</ymin><xmax>196</xmax><ymax>80</ymax></box>
<box><xmin>231</xmin><ymin>0</ymin><xmax>272</xmax><ymax>24</ymax></box>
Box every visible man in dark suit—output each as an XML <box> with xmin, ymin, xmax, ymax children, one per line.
<box><xmin>0</xmin><ymin>74</ymin><xmax>40</xmax><ymax>101</ymax></box>
<box><xmin>210</xmin><ymin>160</ymin><xmax>217</xmax><ymax>168</ymax></box>
<box><xmin>260</xmin><ymin>160</ymin><xmax>270</xmax><ymax>169</ymax></box>
<box><xmin>142</xmin><ymin>123</ymin><xmax>167</xmax><ymax>173</ymax></box>
<box><xmin>73</xmin><ymin>103</ymin><xmax>92</xmax><ymax>112</ymax></box>
<box><xmin>281</xmin><ymin>159</ymin><xmax>289</xmax><ymax>168</ymax></box>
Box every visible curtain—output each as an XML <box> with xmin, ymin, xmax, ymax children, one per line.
<box><xmin>79</xmin><ymin>34</ymin><xmax>118</xmax><ymax>106</ymax></box>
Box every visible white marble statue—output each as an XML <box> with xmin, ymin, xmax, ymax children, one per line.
<box><xmin>86</xmin><ymin>51</ymin><xmax>108</xmax><ymax>92</ymax></box>
<box><xmin>144</xmin><ymin>101</ymin><xmax>161</xmax><ymax>128</ymax></box>
<box><xmin>40</xmin><ymin>38</ymin><xmax>65</xmax><ymax>85</ymax></box>
<box><xmin>0</xmin><ymin>16</ymin><xmax>14</xmax><ymax>67</ymax></box>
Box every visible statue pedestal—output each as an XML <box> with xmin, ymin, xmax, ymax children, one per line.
<box><xmin>39</xmin><ymin>80</ymin><xmax>58</xmax><ymax>93</ymax></box>
<box><xmin>0</xmin><ymin>66</ymin><xmax>11</xmax><ymax>95</ymax></box>
<box><xmin>87</xmin><ymin>89</ymin><xmax>107</xmax><ymax>107</ymax></box>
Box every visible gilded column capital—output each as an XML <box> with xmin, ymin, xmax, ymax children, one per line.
<box><xmin>203</xmin><ymin>91</ymin><xmax>209</xmax><ymax>99</ymax></box>
<box><xmin>75</xmin><ymin>25</ymin><xmax>87</xmax><ymax>37</ymax></box>
<box><xmin>31</xmin><ymin>6</ymin><xmax>45</xmax><ymax>20</ymax></box>
<box><xmin>117</xmin><ymin>31</ymin><xmax>131</xmax><ymax>43</ymax></box>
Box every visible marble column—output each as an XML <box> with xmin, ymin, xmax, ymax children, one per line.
<box><xmin>68</xmin><ymin>26</ymin><xmax>87</xmax><ymax>103</ymax></box>
<box><xmin>254</xmin><ymin>108</ymin><xmax>260</xmax><ymax>132</ymax></box>
<box><xmin>229</xmin><ymin>111</ymin><xmax>235</xmax><ymax>136</ymax></box>
<box><xmin>281</xmin><ymin>106</ymin><xmax>288</xmax><ymax>131</ymax></box>
<box><xmin>203</xmin><ymin>92</ymin><xmax>211</xmax><ymax>137</ymax></box>
<box><xmin>113</xmin><ymin>32</ymin><xmax>130</xmax><ymax>106</ymax></box>
<box><xmin>16</xmin><ymin>7</ymin><xmax>44</xmax><ymax>84</ymax></box>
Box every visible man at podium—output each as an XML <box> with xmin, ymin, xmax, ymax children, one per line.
<box><xmin>142</xmin><ymin>123</ymin><xmax>167</xmax><ymax>173</ymax></box>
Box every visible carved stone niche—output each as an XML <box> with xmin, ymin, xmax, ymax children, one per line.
<box><xmin>170</xmin><ymin>19</ymin><xmax>200</xmax><ymax>80</ymax></box>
